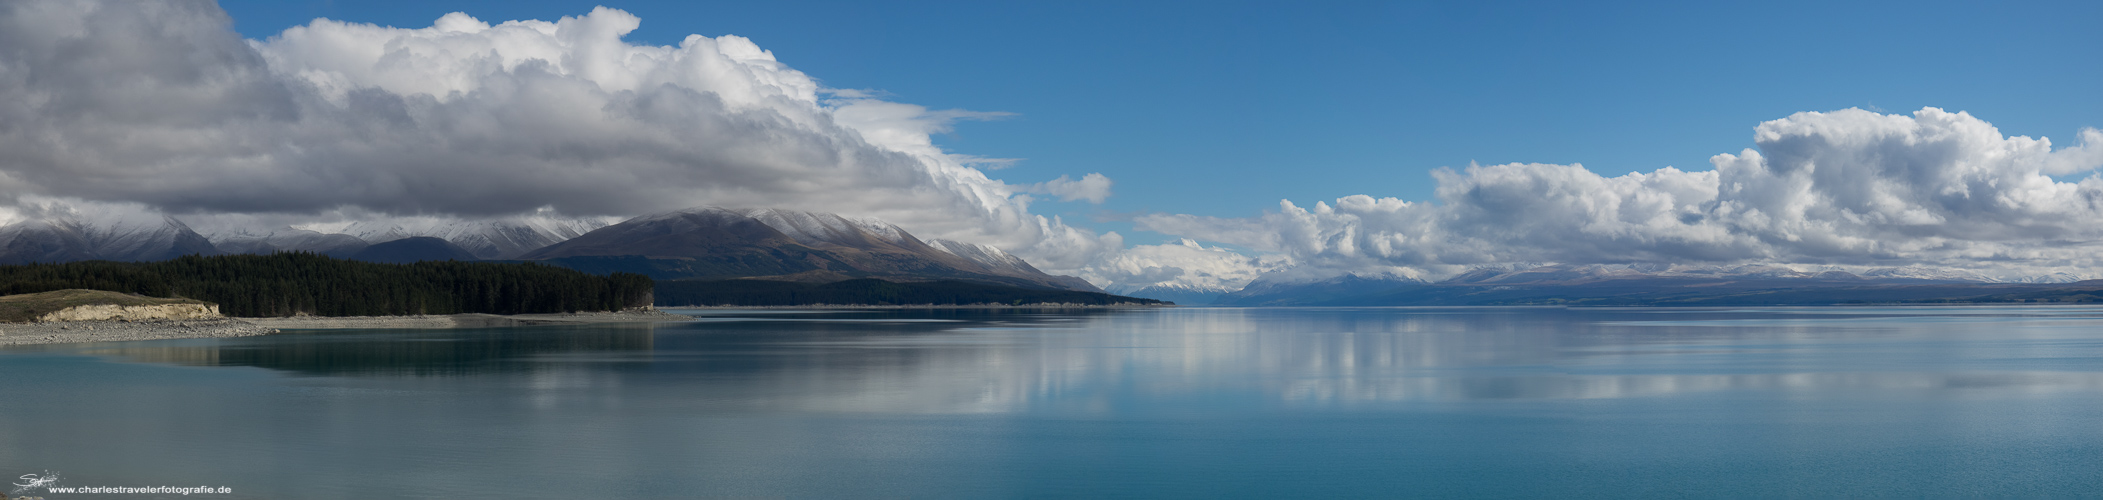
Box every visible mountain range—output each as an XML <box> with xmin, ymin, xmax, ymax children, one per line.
<box><xmin>1107</xmin><ymin>283</ymin><xmax>1239</xmax><ymax>306</ymax></box>
<box><xmin>319</xmin><ymin>215</ymin><xmax>611</xmax><ymax>260</ymax></box>
<box><xmin>520</xmin><ymin>208</ymin><xmax>1098</xmax><ymax>291</ymax></box>
<box><xmin>0</xmin><ymin>206</ymin><xmax>1101</xmax><ymax>293</ymax></box>
<box><xmin>8</xmin><ymin>208</ymin><xmax>2103</xmax><ymax>305</ymax></box>
<box><xmin>0</xmin><ymin>214</ymin><xmax>216</xmax><ymax>264</ymax></box>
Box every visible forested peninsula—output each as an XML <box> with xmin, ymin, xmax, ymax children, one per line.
<box><xmin>0</xmin><ymin>253</ymin><xmax>653</xmax><ymax>317</ymax></box>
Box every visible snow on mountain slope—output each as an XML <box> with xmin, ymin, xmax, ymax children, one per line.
<box><xmin>0</xmin><ymin>213</ymin><xmax>216</xmax><ymax>264</ymax></box>
<box><xmin>736</xmin><ymin>208</ymin><xmax>914</xmax><ymax>248</ymax></box>
<box><xmin>927</xmin><ymin>239</ymin><xmax>1041</xmax><ymax>276</ymax></box>
<box><xmin>523</xmin><ymin>206</ymin><xmax>1104</xmax><ymax>291</ymax></box>
<box><xmin>1433</xmin><ymin>263</ymin><xmax>1986</xmax><ymax>285</ymax></box>
<box><xmin>305</xmin><ymin>214</ymin><xmax>615</xmax><ymax>259</ymax></box>
<box><xmin>0</xmin><ymin>219</ymin><xmax>95</xmax><ymax>264</ymax></box>
<box><xmin>715</xmin><ymin>206</ymin><xmax>1083</xmax><ymax>286</ymax></box>
<box><xmin>2015</xmin><ymin>272</ymin><xmax>2089</xmax><ymax>284</ymax></box>
<box><xmin>210</xmin><ymin>227</ymin><xmax>370</xmax><ymax>257</ymax></box>
<box><xmin>82</xmin><ymin>217</ymin><xmax>210</xmax><ymax>262</ymax></box>
<box><xmin>1859</xmin><ymin>266</ymin><xmax>1994</xmax><ymax>282</ymax></box>
<box><xmin>926</xmin><ymin>238</ymin><xmax>1103</xmax><ymax>292</ymax></box>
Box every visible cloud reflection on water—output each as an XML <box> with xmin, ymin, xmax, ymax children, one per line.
<box><xmin>37</xmin><ymin>307</ymin><xmax>2103</xmax><ymax>413</ymax></box>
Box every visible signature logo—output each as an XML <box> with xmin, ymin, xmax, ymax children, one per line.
<box><xmin>12</xmin><ymin>470</ymin><xmax>59</xmax><ymax>492</ymax></box>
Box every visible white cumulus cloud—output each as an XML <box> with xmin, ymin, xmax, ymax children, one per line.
<box><xmin>10</xmin><ymin>2</ymin><xmax>2100</xmax><ymax>291</ymax></box>
<box><xmin>1081</xmin><ymin>239</ymin><xmax>1288</xmax><ymax>293</ymax></box>
<box><xmin>0</xmin><ymin>1</ymin><xmax>1116</xmax><ymax>274</ymax></box>
<box><xmin>1137</xmin><ymin>108</ymin><xmax>2103</xmax><ymax>282</ymax></box>
<box><xmin>1029</xmin><ymin>173</ymin><xmax>1113</xmax><ymax>204</ymax></box>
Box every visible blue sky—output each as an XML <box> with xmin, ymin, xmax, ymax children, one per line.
<box><xmin>216</xmin><ymin>0</ymin><xmax>2103</xmax><ymax>240</ymax></box>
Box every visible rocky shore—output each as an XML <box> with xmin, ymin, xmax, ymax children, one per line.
<box><xmin>0</xmin><ymin>310</ymin><xmax>692</xmax><ymax>347</ymax></box>
<box><xmin>0</xmin><ymin>318</ymin><xmax>278</xmax><ymax>346</ymax></box>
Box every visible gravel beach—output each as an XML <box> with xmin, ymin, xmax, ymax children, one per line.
<box><xmin>0</xmin><ymin>319</ymin><xmax>278</xmax><ymax>346</ymax></box>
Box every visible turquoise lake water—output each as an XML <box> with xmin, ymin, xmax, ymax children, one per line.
<box><xmin>3</xmin><ymin>306</ymin><xmax>2102</xmax><ymax>498</ymax></box>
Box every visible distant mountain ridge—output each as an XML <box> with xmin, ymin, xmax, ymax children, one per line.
<box><xmin>520</xmin><ymin>207</ymin><xmax>1101</xmax><ymax>291</ymax></box>
<box><xmin>0</xmin><ymin>206</ymin><xmax>1102</xmax><ymax>295</ymax></box>
<box><xmin>0</xmin><ymin>214</ymin><xmax>216</xmax><ymax>264</ymax></box>
<box><xmin>310</xmin><ymin>215</ymin><xmax>611</xmax><ymax>259</ymax></box>
<box><xmin>347</xmin><ymin>237</ymin><xmax>479</xmax><ymax>264</ymax></box>
<box><xmin>6</xmin><ymin>207</ymin><xmax>2099</xmax><ymax>304</ymax></box>
<box><xmin>1110</xmin><ymin>282</ymin><xmax>1238</xmax><ymax>306</ymax></box>
<box><xmin>1212</xmin><ymin>263</ymin><xmax>2090</xmax><ymax>306</ymax></box>
<box><xmin>209</xmin><ymin>227</ymin><xmax>370</xmax><ymax>258</ymax></box>
<box><xmin>1215</xmin><ymin>273</ymin><xmax>1426</xmax><ymax>306</ymax></box>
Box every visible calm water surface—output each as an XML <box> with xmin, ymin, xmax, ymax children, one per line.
<box><xmin>3</xmin><ymin>307</ymin><xmax>2102</xmax><ymax>498</ymax></box>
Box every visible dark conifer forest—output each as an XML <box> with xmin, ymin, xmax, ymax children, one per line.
<box><xmin>0</xmin><ymin>253</ymin><xmax>653</xmax><ymax>317</ymax></box>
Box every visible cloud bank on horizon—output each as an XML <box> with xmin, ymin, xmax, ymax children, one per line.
<box><xmin>3</xmin><ymin>1</ymin><xmax>2101</xmax><ymax>291</ymax></box>
<box><xmin>1139</xmin><ymin>108</ymin><xmax>2103</xmax><ymax>285</ymax></box>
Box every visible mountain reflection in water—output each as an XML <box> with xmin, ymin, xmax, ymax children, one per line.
<box><xmin>47</xmin><ymin>306</ymin><xmax>2103</xmax><ymax>409</ymax></box>
<box><xmin>5</xmin><ymin>306</ymin><xmax>2103</xmax><ymax>498</ymax></box>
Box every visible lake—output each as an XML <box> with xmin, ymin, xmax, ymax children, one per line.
<box><xmin>3</xmin><ymin>306</ymin><xmax>2102</xmax><ymax>498</ymax></box>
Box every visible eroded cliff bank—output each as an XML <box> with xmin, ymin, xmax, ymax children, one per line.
<box><xmin>0</xmin><ymin>289</ymin><xmax>224</xmax><ymax>323</ymax></box>
<box><xmin>0</xmin><ymin>289</ymin><xmax>270</xmax><ymax>346</ymax></box>
<box><xmin>35</xmin><ymin>302</ymin><xmax>222</xmax><ymax>322</ymax></box>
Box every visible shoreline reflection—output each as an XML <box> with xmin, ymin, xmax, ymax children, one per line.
<box><xmin>23</xmin><ymin>307</ymin><xmax>2102</xmax><ymax>412</ymax></box>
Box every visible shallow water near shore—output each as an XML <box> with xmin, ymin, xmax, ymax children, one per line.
<box><xmin>3</xmin><ymin>306</ymin><xmax>2102</xmax><ymax>498</ymax></box>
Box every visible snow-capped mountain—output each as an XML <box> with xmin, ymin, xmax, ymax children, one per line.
<box><xmin>209</xmin><ymin>227</ymin><xmax>370</xmax><ymax>258</ymax></box>
<box><xmin>521</xmin><ymin>207</ymin><xmax>1102</xmax><ymax>291</ymax></box>
<box><xmin>732</xmin><ymin>207</ymin><xmax>1099</xmax><ymax>291</ymax></box>
<box><xmin>1205</xmin><ymin>261</ymin><xmax>2040</xmax><ymax>306</ymax></box>
<box><xmin>925</xmin><ymin>238</ymin><xmax>1077</xmax><ymax>284</ymax></box>
<box><xmin>1433</xmin><ymin>263</ymin><xmax>1999</xmax><ymax>285</ymax></box>
<box><xmin>0</xmin><ymin>220</ymin><xmax>93</xmax><ymax>264</ymax></box>
<box><xmin>1714</xmin><ymin>264</ymin><xmax>1814</xmax><ymax>279</ymax></box>
<box><xmin>305</xmin><ymin>214</ymin><xmax>614</xmax><ymax>259</ymax></box>
<box><xmin>1858</xmin><ymin>266</ymin><xmax>1995</xmax><ymax>282</ymax></box>
<box><xmin>0</xmin><ymin>214</ymin><xmax>216</xmax><ymax>264</ymax></box>
<box><xmin>2014</xmin><ymin>272</ymin><xmax>2090</xmax><ymax>284</ymax></box>
<box><xmin>1441</xmin><ymin>264</ymin><xmax>1815</xmax><ymax>284</ymax></box>
<box><xmin>737</xmin><ymin>208</ymin><xmax>913</xmax><ymax>247</ymax></box>
<box><xmin>729</xmin><ymin>208</ymin><xmax>1087</xmax><ymax>287</ymax></box>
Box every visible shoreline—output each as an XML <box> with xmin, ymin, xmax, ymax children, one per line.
<box><xmin>0</xmin><ymin>305</ymin><xmax>1162</xmax><ymax>347</ymax></box>
<box><xmin>0</xmin><ymin>310</ymin><xmax>692</xmax><ymax>347</ymax></box>
<box><xmin>663</xmin><ymin>303</ymin><xmax>1176</xmax><ymax>310</ymax></box>
<box><xmin>243</xmin><ymin>310</ymin><xmax>693</xmax><ymax>330</ymax></box>
<box><xmin>0</xmin><ymin>318</ymin><xmax>278</xmax><ymax>347</ymax></box>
